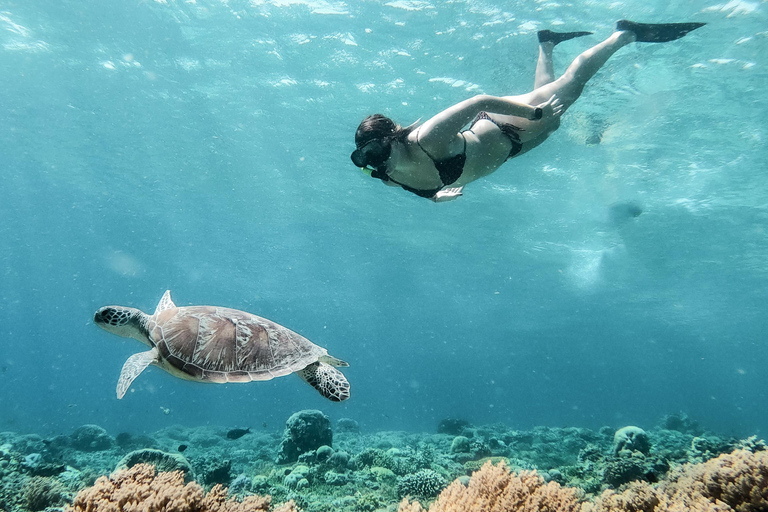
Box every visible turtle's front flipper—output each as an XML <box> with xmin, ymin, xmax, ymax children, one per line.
<box><xmin>117</xmin><ymin>348</ymin><xmax>159</xmax><ymax>399</ymax></box>
<box><xmin>319</xmin><ymin>355</ymin><xmax>349</xmax><ymax>367</ymax></box>
<box><xmin>298</xmin><ymin>362</ymin><xmax>350</xmax><ymax>402</ymax></box>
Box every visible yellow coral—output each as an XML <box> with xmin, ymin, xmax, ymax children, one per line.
<box><xmin>398</xmin><ymin>461</ymin><xmax>583</xmax><ymax>512</ymax></box>
<box><xmin>65</xmin><ymin>463</ymin><xmax>297</xmax><ymax>512</ymax></box>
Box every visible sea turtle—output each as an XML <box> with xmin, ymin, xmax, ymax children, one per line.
<box><xmin>93</xmin><ymin>291</ymin><xmax>350</xmax><ymax>402</ymax></box>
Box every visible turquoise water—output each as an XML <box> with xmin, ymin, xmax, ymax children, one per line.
<box><xmin>0</xmin><ymin>0</ymin><xmax>766</xmax><ymax>440</ymax></box>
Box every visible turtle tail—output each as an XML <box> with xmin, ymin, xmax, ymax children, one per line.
<box><xmin>298</xmin><ymin>362</ymin><xmax>350</xmax><ymax>402</ymax></box>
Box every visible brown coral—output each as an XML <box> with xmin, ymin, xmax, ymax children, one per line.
<box><xmin>586</xmin><ymin>482</ymin><xmax>666</xmax><ymax>512</ymax></box>
<box><xmin>23</xmin><ymin>476</ymin><xmax>68</xmax><ymax>511</ymax></box>
<box><xmin>398</xmin><ymin>461</ymin><xmax>583</xmax><ymax>512</ymax></box>
<box><xmin>400</xmin><ymin>450</ymin><xmax>768</xmax><ymax>512</ymax></box>
<box><xmin>65</xmin><ymin>463</ymin><xmax>297</xmax><ymax>512</ymax></box>
<box><xmin>589</xmin><ymin>449</ymin><xmax>768</xmax><ymax>512</ymax></box>
<box><xmin>660</xmin><ymin>448</ymin><xmax>768</xmax><ymax>512</ymax></box>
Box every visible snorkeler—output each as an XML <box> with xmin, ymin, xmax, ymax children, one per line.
<box><xmin>350</xmin><ymin>20</ymin><xmax>705</xmax><ymax>202</ymax></box>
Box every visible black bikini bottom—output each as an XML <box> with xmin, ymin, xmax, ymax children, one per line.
<box><xmin>472</xmin><ymin>111</ymin><xmax>524</xmax><ymax>159</ymax></box>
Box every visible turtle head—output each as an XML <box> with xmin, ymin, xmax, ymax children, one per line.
<box><xmin>94</xmin><ymin>306</ymin><xmax>149</xmax><ymax>344</ymax></box>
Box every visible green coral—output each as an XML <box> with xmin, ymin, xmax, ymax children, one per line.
<box><xmin>463</xmin><ymin>456</ymin><xmax>509</xmax><ymax>474</ymax></box>
<box><xmin>396</xmin><ymin>469</ymin><xmax>447</xmax><ymax>499</ymax></box>
<box><xmin>283</xmin><ymin>464</ymin><xmax>311</xmax><ymax>489</ymax></box>
<box><xmin>353</xmin><ymin>448</ymin><xmax>413</xmax><ymax>475</ymax></box>
<box><xmin>22</xmin><ymin>476</ymin><xmax>68</xmax><ymax>511</ymax></box>
<box><xmin>450</xmin><ymin>436</ymin><xmax>471</xmax><ymax>454</ymax></box>
<box><xmin>354</xmin><ymin>448</ymin><xmax>392</xmax><ymax>470</ymax></box>
<box><xmin>370</xmin><ymin>466</ymin><xmax>397</xmax><ymax>487</ymax></box>
<box><xmin>354</xmin><ymin>492</ymin><xmax>385</xmax><ymax>512</ymax></box>
<box><xmin>115</xmin><ymin>449</ymin><xmax>194</xmax><ymax>482</ymax></box>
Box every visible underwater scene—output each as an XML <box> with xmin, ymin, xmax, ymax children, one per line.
<box><xmin>1</xmin><ymin>0</ymin><xmax>767</xmax><ymax>510</ymax></box>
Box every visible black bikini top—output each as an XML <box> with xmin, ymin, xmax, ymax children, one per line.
<box><xmin>416</xmin><ymin>131</ymin><xmax>466</xmax><ymax>187</ymax></box>
<box><xmin>373</xmin><ymin>131</ymin><xmax>467</xmax><ymax>199</ymax></box>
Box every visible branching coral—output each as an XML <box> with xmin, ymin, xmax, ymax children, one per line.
<box><xmin>586</xmin><ymin>482</ymin><xmax>665</xmax><ymax>512</ymax></box>
<box><xmin>116</xmin><ymin>448</ymin><xmax>195</xmax><ymax>481</ymax></box>
<box><xmin>659</xmin><ymin>448</ymin><xmax>768</xmax><ymax>511</ymax></box>
<box><xmin>23</xmin><ymin>476</ymin><xmax>68</xmax><ymax>511</ymax></box>
<box><xmin>397</xmin><ymin>469</ymin><xmax>448</xmax><ymax>499</ymax></box>
<box><xmin>65</xmin><ymin>463</ymin><xmax>298</xmax><ymax>512</ymax></box>
<box><xmin>397</xmin><ymin>461</ymin><xmax>583</xmax><ymax>512</ymax></box>
<box><xmin>399</xmin><ymin>449</ymin><xmax>768</xmax><ymax>512</ymax></box>
<box><xmin>589</xmin><ymin>448</ymin><xmax>768</xmax><ymax>512</ymax></box>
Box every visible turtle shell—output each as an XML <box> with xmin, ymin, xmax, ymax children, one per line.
<box><xmin>146</xmin><ymin>306</ymin><xmax>327</xmax><ymax>383</ymax></box>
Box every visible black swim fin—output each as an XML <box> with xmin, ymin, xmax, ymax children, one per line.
<box><xmin>615</xmin><ymin>20</ymin><xmax>706</xmax><ymax>42</ymax></box>
<box><xmin>538</xmin><ymin>30</ymin><xmax>593</xmax><ymax>46</ymax></box>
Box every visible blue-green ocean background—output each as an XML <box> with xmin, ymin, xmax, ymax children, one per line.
<box><xmin>1</xmin><ymin>0</ymin><xmax>766</xmax><ymax>439</ymax></box>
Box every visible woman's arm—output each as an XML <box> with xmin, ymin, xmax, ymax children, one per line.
<box><xmin>417</xmin><ymin>94</ymin><xmax>541</xmax><ymax>154</ymax></box>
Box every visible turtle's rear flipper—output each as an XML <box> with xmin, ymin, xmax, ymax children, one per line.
<box><xmin>298</xmin><ymin>362</ymin><xmax>351</xmax><ymax>402</ymax></box>
<box><xmin>616</xmin><ymin>20</ymin><xmax>706</xmax><ymax>42</ymax></box>
<box><xmin>117</xmin><ymin>348</ymin><xmax>158</xmax><ymax>399</ymax></box>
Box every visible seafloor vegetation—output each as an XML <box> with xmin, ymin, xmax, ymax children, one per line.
<box><xmin>0</xmin><ymin>411</ymin><xmax>765</xmax><ymax>512</ymax></box>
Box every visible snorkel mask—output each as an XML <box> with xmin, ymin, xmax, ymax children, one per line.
<box><xmin>352</xmin><ymin>114</ymin><xmax>421</xmax><ymax>180</ymax></box>
<box><xmin>350</xmin><ymin>137</ymin><xmax>392</xmax><ymax>176</ymax></box>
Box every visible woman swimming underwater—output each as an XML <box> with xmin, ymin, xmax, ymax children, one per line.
<box><xmin>350</xmin><ymin>20</ymin><xmax>705</xmax><ymax>202</ymax></box>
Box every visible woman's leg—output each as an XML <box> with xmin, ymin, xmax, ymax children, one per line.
<box><xmin>524</xmin><ymin>30</ymin><xmax>636</xmax><ymax>111</ymax></box>
<box><xmin>533</xmin><ymin>30</ymin><xmax>593</xmax><ymax>89</ymax></box>
<box><xmin>534</xmin><ymin>42</ymin><xmax>556</xmax><ymax>89</ymax></box>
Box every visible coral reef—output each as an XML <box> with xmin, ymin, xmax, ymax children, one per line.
<box><xmin>589</xmin><ymin>448</ymin><xmax>768</xmax><ymax>511</ymax></box>
<box><xmin>65</xmin><ymin>463</ymin><xmax>296</xmax><ymax>512</ymax></box>
<box><xmin>449</xmin><ymin>436</ymin><xmax>470</xmax><ymax>455</ymax></box>
<box><xmin>659</xmin><ymin>413</ymin><xmax>704</xmax><ymax>437</ymax></box>
<box><xmin>70</xmin><ymin>425</ymin><xmax>114</xmax><ymax>452</ymax></box>
<box><xmin>335</xmin><ymin>418</ymin><xmax>360</xmax><ymax>434</ymax></box>
<box><xmin>277</xmin><ymin>410</ymin><xmax>333</xmax><ymax>464</ymax></box>
<box><xmin>22</xmin><ymin>476</ymin><xmax>69</xmax><ymax>511</ymax></box>
<box><xmin>116</xmin><ymin>448</ymin><xmax>195</xmax><ymax>481</ymax></box>
<box><xmin>601</xmin><ymin>453</ymin><xmax>664</xmax><ymax>488</ymax></box>
<box><xmin>398</xmin><ymin>461</ymin><xmax>582</xmax><ymax>512</ymax></box>
<box><xmin>327</xmin><ymin>449</ymin><xmax>350</xmax><ymax>472</ymax></box>
<box><xmin>1</xmin><ymin>414</ymin><xmax>763</xmax><ymax>512</ymax></box>
<box><xmin>437</xmin><ymin>419</ymin><xmax>471</xmax><ymax>436</ymax></box>
<box><xmin>613</xmin><ymin>427</ymin><xmax>651</xmax><ymax>456</ymax></box>
<box><xmin>397</xmin><ymin>469</ymin><xmax>448</xmax><ymax>499</ymax></box>
<box><xmin>400</xmin><ymin>449</ymin><xmax>768</xmax><ymax>512</ymax></box>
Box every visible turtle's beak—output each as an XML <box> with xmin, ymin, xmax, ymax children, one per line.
<box><xmin>94</xmin><ymin>307</ymin><xmax>108</xmax><ymax>325</ymax></box>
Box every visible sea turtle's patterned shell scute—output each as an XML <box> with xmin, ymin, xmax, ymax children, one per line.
<box><xmin>147</xmin><ymin>306</ymin><xmax>326</xmax><ymax>383</ymax></box>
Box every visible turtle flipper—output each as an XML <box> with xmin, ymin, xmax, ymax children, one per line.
<box><xmin>117</xmin><ymin>348</ymin><xmax>158</xmax><ymax>399</ymax></box>
<box><xmin>319</xmin><ymin>355</ymin><xmax>349</xmax><ymax>367</ymax></box>
<box><xmin>298</xmin><ymin>361</ymin><xmax>350</xmax><ymax>402</ymax></box>
<box><xmin>154</xmin><ymin>290</ymin><xmax>177</xmax><ymax>315</ymax></box>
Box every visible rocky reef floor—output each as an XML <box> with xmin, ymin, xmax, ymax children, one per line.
<box><xmin>0</xmin><ymin>412</ymin><xmax>764</xmax><ymax>512</ymax></box>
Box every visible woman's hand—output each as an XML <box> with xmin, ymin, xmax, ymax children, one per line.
<box><xmin>531</xmin><ymin>94</ymin><xmax>564</xmax><ymax>120</ymax></box>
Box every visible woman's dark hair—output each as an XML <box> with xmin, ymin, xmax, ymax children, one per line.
<box><xmin>354</xmin><ymin>114</ymin><xmax>416</xmax><ymax>148</ymax></box>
